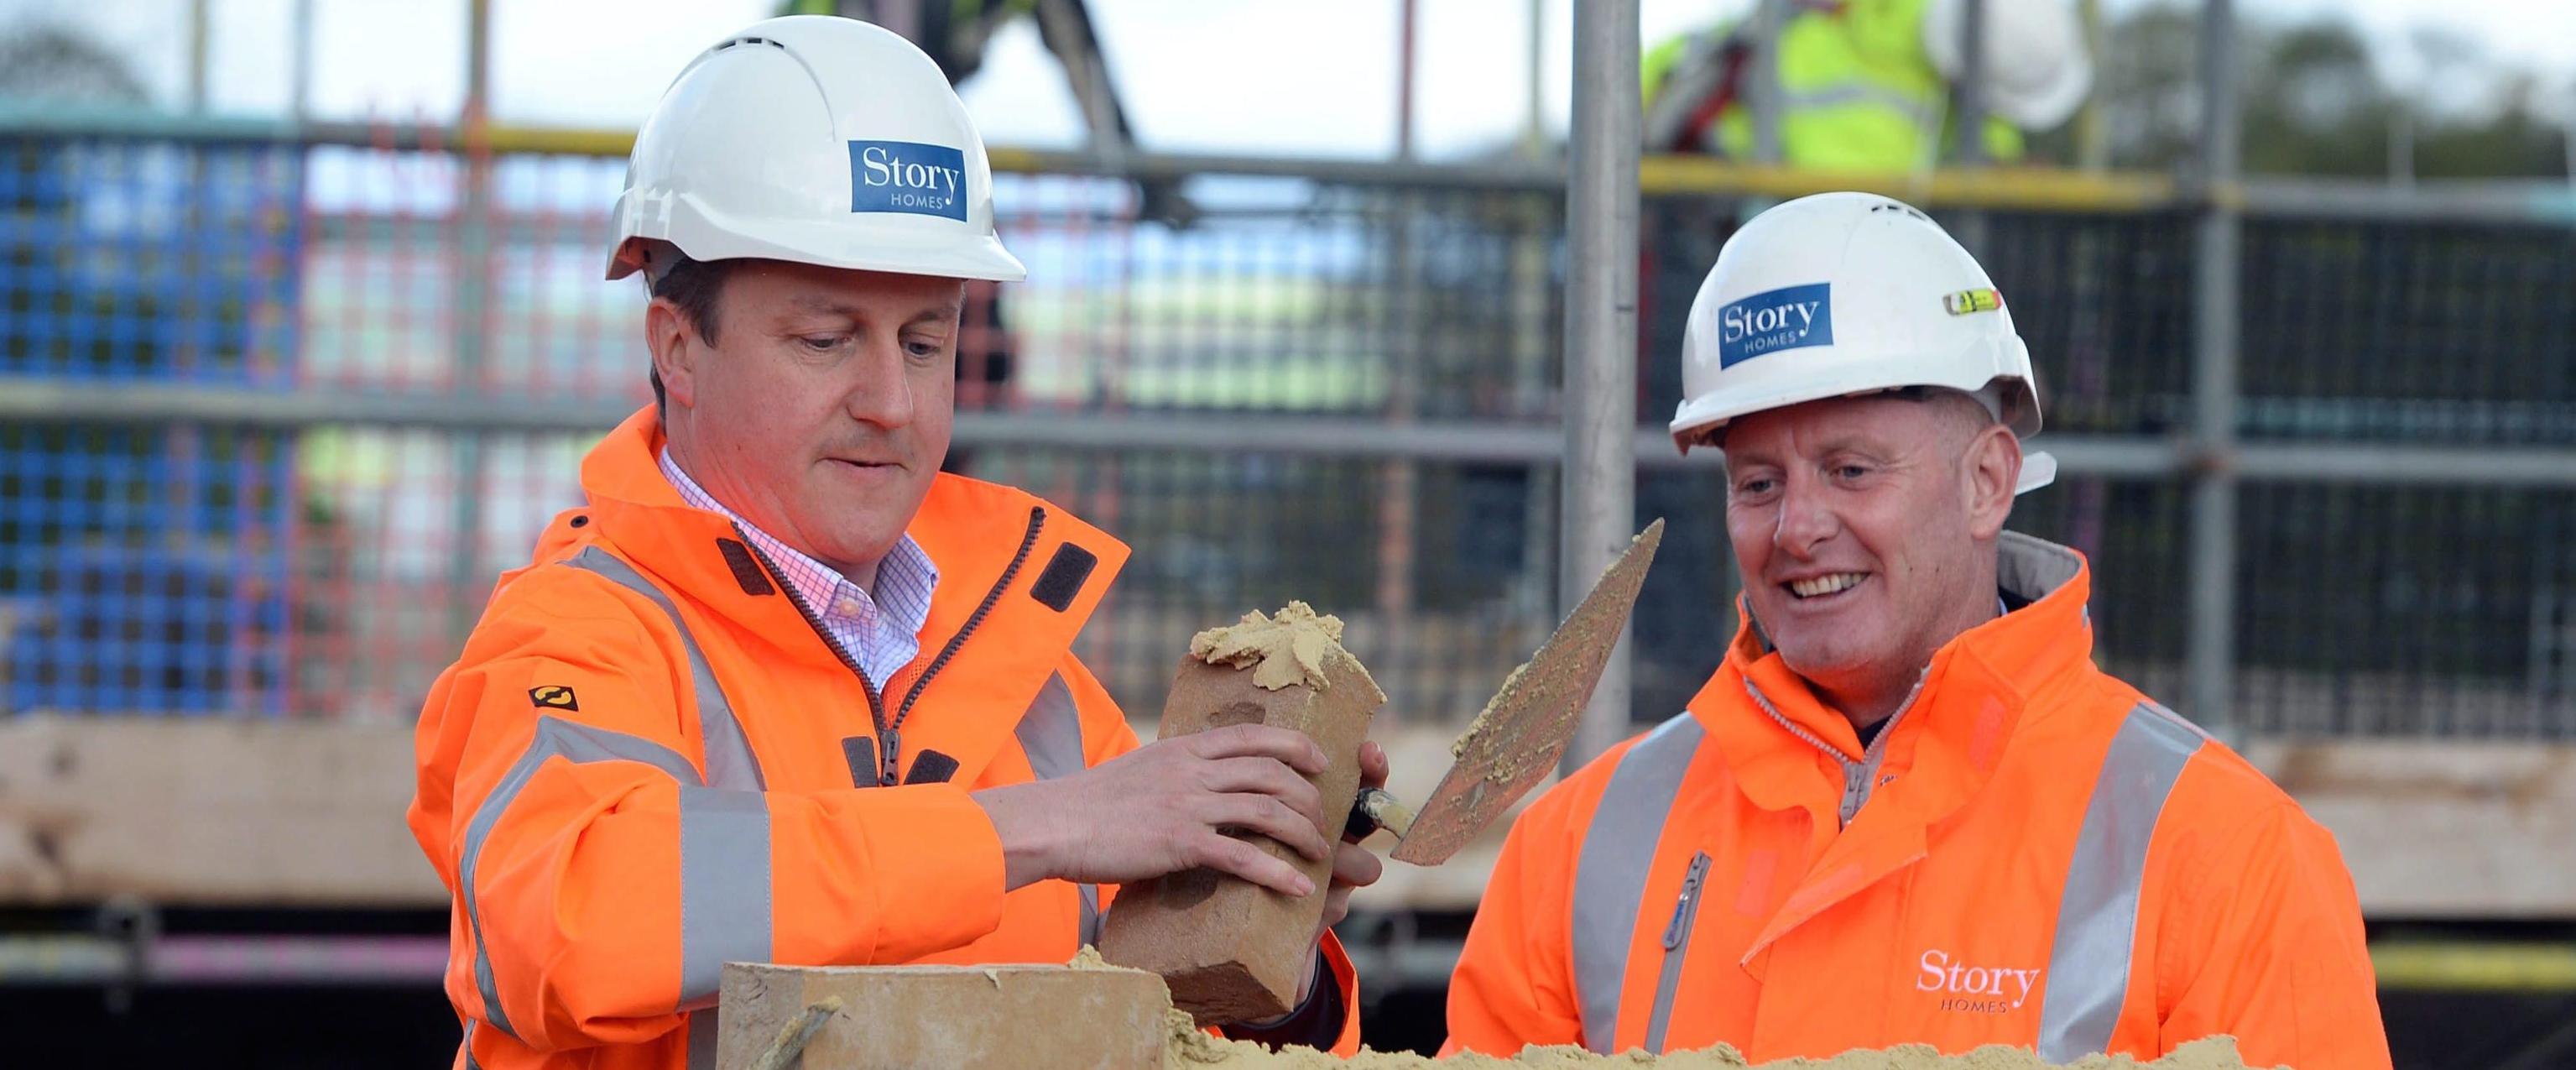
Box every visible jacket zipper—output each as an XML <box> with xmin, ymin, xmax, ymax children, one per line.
<box><xmin>889</xmin><ymin>507</ymin><xmax>1046</xmax><ymax>733</ymax></box>
<box><xmin>1643</xmin><ymin>851</ymin><xmax>1713</xmax><ymax>1054</ymax></box>
<box><xmin>743</xmin><ymin>530</ymin><xmax>890</xmax><ymax>738</ymax></box>
<box><xmin>737</xmin><ymin>507</ymin><xmax>1047</xmax><ymax>787</ymax></box>
<box><xmin>1739</xmin><ymin>671</ymin><xmax>1925</xmax><ymax>827</ymax></box>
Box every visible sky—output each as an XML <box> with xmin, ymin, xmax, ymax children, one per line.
<box><xmin>3</xmin><ymin>0</ymin><xmax>2571</xmax><ymax>161</ymax></box>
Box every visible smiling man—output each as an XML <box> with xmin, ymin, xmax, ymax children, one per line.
<box><xmin>1445</xmin><ymin>193</ymin><xmax>2389</xmax><ymax>1067</ymax></box>
<box><xmin>407</xmin><ymin>18</ymin><xmax>1379</xmax><ymax>1070</ymax></box>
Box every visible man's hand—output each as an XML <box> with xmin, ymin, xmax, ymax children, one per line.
<box><xmin>1294</xmin><ymin>739</ymin><xmax>1390</xmax><ymax>1001</ymax></box>
<box><xmin>972</xmin><ymin>724</ymin><xmax>1335</xmax><ymax>896</ymax></box>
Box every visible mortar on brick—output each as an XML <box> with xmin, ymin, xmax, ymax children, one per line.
<box><xmin>1188</xmin><ymin>601</ymin><xmax>1369</xmax><ymax>692</ymax></box>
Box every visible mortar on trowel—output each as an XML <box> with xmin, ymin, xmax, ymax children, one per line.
<box><xmin>1098</xmin><ymin>521</ymin><xmax>1665</xmax><ymax>1026</ymax></box>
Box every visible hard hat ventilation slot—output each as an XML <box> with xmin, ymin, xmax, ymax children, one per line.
<box><xmin>715</xmin><ymin>36</ymin><xmax>786</xmax><ymax>51</ymax></box>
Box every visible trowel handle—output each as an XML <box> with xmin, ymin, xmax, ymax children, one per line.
<box><xmin>1342</xmin><ymin>787</ymin><xmax>1417</xmax><ymax>843</ymax></box>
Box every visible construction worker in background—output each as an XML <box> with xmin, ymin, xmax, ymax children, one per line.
<box><xmin>407</xmin><ymin>18</ymin><xmax>1381</xmax><ymax>1070</ymax></box>
<box><xmin>1642</xmin><ymin>0</ymin><xmax>2093</xmax><ymax>170</ymax></box>
<box><xmin>1445</xmin><ymin>193</ymin><xmax>2391</xmax><ymax>1067</ymax></box>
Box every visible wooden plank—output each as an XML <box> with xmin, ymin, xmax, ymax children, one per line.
<box><xmin>0</xmin><ymin>715</ymin><xmax>442</xmax><ymax>906</ymax></box>
<box><xmin>1</xmin><ymin>716</ymin><xmax>2569</xmax><ymax>921</ymax></box>
<box><xmin>1348</xmin><ymin>729</ymin><xmax>2576</xmax><ymax>920</ymax></box>
<box><xmin>717</xmin><ymin>962</ymin><xmax>1166</xmax><ymax>1070</ymax></box>
<box><xmin>2244</xmin><ymin>739</ymin><xmax>2576</xmax><ymax>919</ymax></box>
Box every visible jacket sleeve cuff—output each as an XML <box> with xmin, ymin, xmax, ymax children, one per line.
<box><xmin>1213</xmin><ymin>932</ymin><xmax>1362</xmax><ymax>1054</ymax></box>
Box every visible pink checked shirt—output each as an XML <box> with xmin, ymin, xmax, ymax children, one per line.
<box><xmin>658</xmin><ymin>448</ymin><xmax>939</xmax><ymax>692</ymax></box>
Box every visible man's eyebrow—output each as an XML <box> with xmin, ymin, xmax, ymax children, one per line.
<box><xmin>783</xmin><ymin>295</ymin><xmax>962</xmax><ymax>326</ymax></box>
<box><xmin>787</xmin><ymin>295</ymin><xmax>864</xmax><ymax>317</ymax></box>
<box><xmin>1722</xmin><ymin>447</ymin><xmax>1779</xmax><ymax>471</ymax></box>
<box><xmin>1812</xmin><ymin>434</ymin><xmax>1901</xmax><ymax>458</ymax></box>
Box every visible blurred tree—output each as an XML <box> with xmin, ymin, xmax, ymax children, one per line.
<box><xmin>0</xmin><ymin>23</ymin><xmax>149</xmax><ymax>105</ymax></box>
<box><xmin>2071</xmin><ymin>5</ymin><xmax>2570</xmax><ymax>178</ymax></box>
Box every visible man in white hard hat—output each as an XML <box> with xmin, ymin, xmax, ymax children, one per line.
<box><xmin>1446</xmin><ymin>193</ymin><xmax>2389</xmax><ymax>1067</ymax></box>
<box><xmin>408</xmin><ymin>18</ymin><xmax>1377</xmax><ymax>1070</ymax></box>
<box><xmin>1644</xmin><ymin>0</ymin><xmax>2092</xmax><ymax>170</ymax></box>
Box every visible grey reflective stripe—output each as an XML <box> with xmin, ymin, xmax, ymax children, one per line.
<box><xmin>461</xmin><ymin>1021</ymin><xmax>480</xmax><ymax>1070</ymax></box>
<box><xmin>2035</xmin><ymin>702</ymin><xmax>2206</xmax><ymax>1062</ymax></box>
<box><xmin>1078</xmin><ymin>883</ymin><xmax>1104</xmax><ymax>947</ymax></box>
<box><xmin>461</xmin><ymin>717</ymin><xmax>699</xmax><ymax>1041</ymax></box>
<box><xmin>679</xmin><ymin>786</ymin><xmax>772</xmax><ymax>1007</ymax></box>
<box><xmin>1780</xmin><ymin>81</ymin><xmax>1938</xmax><ymax>128</ymax></box>
<box><xmin>562</xmin><ymin>547</ymin><xmax>766</xmax><ymax>791</ymax></box>
<box><xmin>1004</xmin><ymin>675</ymin><xmax>1097</xmax><ymax>948</ymax></box>
<box><xmin>1570</xmin><ymin>712</ymin><xmax>1705</xmax><ymax>1054</ymax></box>
<box><xmin>1013</xmin><ymin>673</ymin><xmax>1104</xmax><ymax>949</ymax></box>
<box><xmin>1014</xmin><ymin>672</ymin><xmax>1086</xmax><ymax>782</ymax></box>
<box><xmin>686</xmin><ymin>1009</ymin><xmax>720</xmax><ymax>1070</ymax></box>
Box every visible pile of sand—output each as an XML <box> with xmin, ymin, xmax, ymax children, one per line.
<box><xmin>1161</xmin><ymin>1010</ymin><xmax>2269</xmax><ymax>1070</ymax></box>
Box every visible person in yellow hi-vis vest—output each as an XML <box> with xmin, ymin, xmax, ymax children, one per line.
<box><xmin>1643</xmin><ymin>0</ymin><xmax>2091</xmax><ymax>170</ymax></box>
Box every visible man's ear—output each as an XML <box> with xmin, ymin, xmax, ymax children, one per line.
<box><xmin>646</xmin><ymin>298</ymin><xmax>698</xmax><ymax>411</ymax></box>
<box><xmin>1964</xmin><ymin>426</ymin><xmax>2021</xmax><ymax>540</ymax></box>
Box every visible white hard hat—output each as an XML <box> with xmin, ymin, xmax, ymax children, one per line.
<box><xmin>1921</xmin><ymin>0</ymin><xmax>2093</xmax><ymax>130</ymax></box>
<box><xmin>605</xmin><ymin>15</ymin><xmax>1025</xmax><ymax>284</ymax></box>
<box><xmin>1671</xmin><ymin>192</ymin><xmax>2055</xmax><ymax>492</ymax></box>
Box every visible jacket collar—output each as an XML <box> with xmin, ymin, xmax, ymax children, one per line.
<box><xmin>534</xmin><ymin>407</ymin><xmax>1132</xmax><ymax>783</ymax></box>
<box><xmin>1696</xmin><ymin>533</ymin><xmax>2100</xmax><ymax>968</ymax></box>
<box><xmin>1691</xmin><ymin>531</ymin><xmax>2096</xmax><ymax>817</ymax></box>
<box><xmin>551</xmin><ymin>407</ymin><xmax>1127</xmax><ymax>621</ymax></box>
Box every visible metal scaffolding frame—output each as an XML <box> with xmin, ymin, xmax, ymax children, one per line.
<box><xmin>1562</xmin><ymin>0</ymin><xmax>1643</xmax><ymax>769</ymax></box>
<box><xmin>4</xmin><ymin>4</ymin><xmax>2574</xmax><ymax>759</ymax></box>
<box><xmin>2</xmin><ymin>8</ymin><xmax>2573</xmax><ymax>1031</ymax></box>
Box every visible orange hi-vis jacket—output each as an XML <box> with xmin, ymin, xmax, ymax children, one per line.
<box><xmin>1447</xmin><ymin>533</ymin><xmax>2389</xmax><ymax>1067</ymax></box>
<box><xmin>410</xmin><ymin>408</ymin><xmax>1361</xmax><ymax>1070</ymax></box>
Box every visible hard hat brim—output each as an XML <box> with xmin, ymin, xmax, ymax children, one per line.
<box><xmin>1669</xmin><ymin>370</ymin><xmax>2042</xmax><ymax>451</ymax></box>
<box><xmin>603</xmin><ymin>191</ymin><xmax>1028</xmax><ymax>284</ymax></box>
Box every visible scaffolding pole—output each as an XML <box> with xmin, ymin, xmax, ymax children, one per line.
<box><xmin>448</xmin><ymin>0</ymin><xmax>497</xmax><ymax>647</ymax></box>
<box><xmin>2188</xmin><ymin>0</ymin><xmax>2243</xmax><ymax>739</ymax></box>
<box><xmin>1562</xmin><ymin>0</ymin><xmax>1642</xmax><ymax>770</ymax></box>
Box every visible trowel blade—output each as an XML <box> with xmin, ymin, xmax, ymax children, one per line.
<box><xmin>1389</xmin><ymin>519</ymin><xmax>1663</xmax><ymax>865</ymax></box>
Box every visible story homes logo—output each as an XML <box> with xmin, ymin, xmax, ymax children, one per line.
<box><xmin>847</xmin><ymin>140</ymin><xmax>967</xmax><ymax>221</ymax></box>
<box><xmin>1916</xmin><ymin>948</ymin><xmax>2042</xmax><ymax>1015</ymax></box>
<box><xmin>1715</xmin><ymin>282</ymin><xmax>1833</xmax><ymax>368</ymax></box>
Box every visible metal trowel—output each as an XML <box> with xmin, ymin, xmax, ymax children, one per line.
<box><xmin>1344</xmin><ymin>518</ymin><xmax>1665</xmax><ymax>864</ymax></box>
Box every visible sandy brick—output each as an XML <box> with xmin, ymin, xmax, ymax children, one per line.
<box><xmin>716</xmin><ymin>962</ymin><xmax>1168</xmax><ymax>1069</ymax></box>
<box><xmin>1098</xmin><ymin>643</ymin><xmax>1384</xmax><ymax>1025</ymax></box>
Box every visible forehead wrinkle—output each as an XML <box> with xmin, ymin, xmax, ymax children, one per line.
<box><xmin>908</xmin><ymin>295</ymin><xmax>963</xmax><ymax>327</ymax></box>
<box><xmin>781</xmin><ymin>291</ymin><xmax>962</xmax><ymax>328</ymax></box>
<box><xmin>786</xmin><ymin>294</ymin><xmax>864</xmax><ymax>317</ymax></box>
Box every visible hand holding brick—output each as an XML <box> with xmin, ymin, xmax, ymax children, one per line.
<box><xmin>1098</xmin><ymin>603</ymin><xmax>1386</xmax><ymax>1026</ymax></box>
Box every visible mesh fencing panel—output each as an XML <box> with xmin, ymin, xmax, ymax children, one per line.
<box><xmin>1</xmin><ymin>130</ymin><xmax>2569</xmax><ymax>738</ymax></box>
